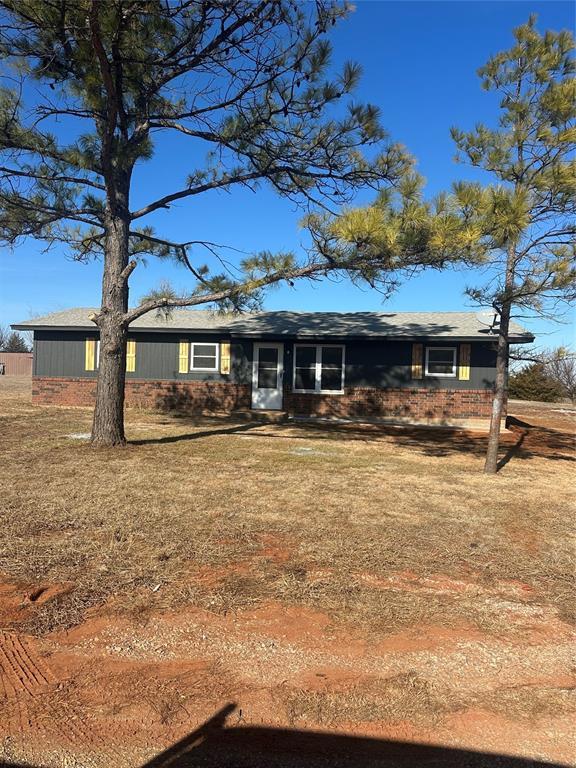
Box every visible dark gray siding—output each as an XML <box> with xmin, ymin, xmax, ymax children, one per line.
<box><xmin>34</xmin><ymin>330</ymin><xmax>91</xmax><ymax>377</ymax></box>
<box><xmin>125</xmin><ymin>333</ymin><xmax>251</xmax><ymax>384</ymax></box>
<box><xmin>283</xmin><ymin>339</ymin><xmax>496</xmax><ymax>390</ymax></box>
<box><xmin>34</xmin><ymin>331</ymin><xmax>497</xmax><ymax>390</ymax></box>
<box><xmin>342</xmin><ymin>340</ymin><xmax>495</xmax><ymax>389</ymax></box>
<box><xmin>34</xmin><ymin>330</ymin><xmax>251</xmax><ymax>384</ymax></box>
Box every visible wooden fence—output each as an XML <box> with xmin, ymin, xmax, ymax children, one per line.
<box><xmin>0</xmin><ymin>352</ymin><xmax>33</xmax><ymax>376</ymax></box>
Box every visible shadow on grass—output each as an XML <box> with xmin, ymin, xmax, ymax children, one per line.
<box><xmin>497</xmin><ymin>422</ymin><xmax>528</xmax><ymax>471</ymax></box>
<box><xmin>130</xmin><ymin>421</ymin><xmax>261</xmax><ymax>445</ymax></box>
<box><xmin>0</xmin><ymin>703</ymin><xmax>566</xmax><ymax>768</ymax></box>
<box><xmin>128</xmin><ymin>410</ymin><xmax>574</xmax><ymax>468</ymax></box>
<box><xmin>259</xmin><ymin>419</ymin><xmax>574</xmax><ymax>466</ymax></box>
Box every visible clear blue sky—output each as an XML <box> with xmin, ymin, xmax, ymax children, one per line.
<box><xmin>1</xmin><ymin>1</ymin><xmax>574</xmax><ymax>348</ymax></box>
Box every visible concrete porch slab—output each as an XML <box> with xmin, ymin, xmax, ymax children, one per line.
<box><xmin>289</xmin><ymin>415</ymin><xmax>510</xmax><ymax>434</ymax></box>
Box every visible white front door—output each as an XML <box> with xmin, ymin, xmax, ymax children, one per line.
<box><xmin>251</xmin><ymin>343</ymin><xmax>284</xmax><ymax>410</ymax></box>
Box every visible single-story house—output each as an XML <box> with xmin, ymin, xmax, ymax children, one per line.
<box><xmin>13</xmin><ymin>308</ymin><xmax>533</xmax><ymax>424</ymax></box>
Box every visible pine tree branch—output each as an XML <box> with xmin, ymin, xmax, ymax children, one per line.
<box><xmin>0</xmin><ymin>193</ymin><xmax>104</xmax><ymax>229</ymax></box>
<box><xmin>123</xmin><ymin>259</ymin><xmax>334</xmax><ymax>325</ymax></box>
<box><xmin>518</xmin><ymin>227</ymin><xmax>576</xmax><ymax>257</ymax></box>
<box><xmin>147</xmin><ymin>0</ymin><xmax>272</xmax><ymax>93</ymax></box>
<box><xmin>130</xmin><ymin>171</ymin><xmax>264</xmax><ymax>219</ymax></box>
<box><xmin>0</xmin><ymin>165</ymin><xmax>106</xmax><ymax>191</ymax></box>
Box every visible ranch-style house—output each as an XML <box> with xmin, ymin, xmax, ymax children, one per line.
<box><xmin>13</xmin><ymin>309</ymin><xmax>533</xmax><ymax>425</ymax></box>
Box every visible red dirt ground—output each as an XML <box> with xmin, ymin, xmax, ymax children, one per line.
<box><xmin>1</xmin><ymin>592</ymin><xmax>575</xmax><ymax>767</ymax></box>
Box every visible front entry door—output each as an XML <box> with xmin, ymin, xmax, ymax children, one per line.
<box><xmin>251</xmin><ymin>343</ymin><xmax>284</xmax><ymax>410</ymax></box>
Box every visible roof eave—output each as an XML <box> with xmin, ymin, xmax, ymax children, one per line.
<box><xmin>13</xmin><ymin>322</ymin><xmax>534</xmax><ymax>343</ymax></box>
<box><xmin>11</xmin><ymin>323</ymin><xmax>228</xmax><ymax>334</ymax></box>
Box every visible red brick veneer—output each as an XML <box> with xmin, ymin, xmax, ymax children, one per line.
<box><xmin>285</xmin><ymin>387</ymin><xmax>495</xmax><ymax>420</ymax></box>
<box><xmin>33</xmin><ymin>377</ymin><xmax>495</xmax><ymax>420</ymax></box>
<box><xmin>32</xmin><ymin>377</ymin><xmax>251</xmax><ymax>413</ymax></box>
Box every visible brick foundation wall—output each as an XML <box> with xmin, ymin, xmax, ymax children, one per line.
<box><xmin>32</xmin><ymin>377</ymin><xmax>496</xmax><ymax>420</ymax></box>
<box><xmin>285</xmin><ymin>387</ymin><xmax>496</xmax><ymax>420</ymax></box>
<box><xmin>33</xmin><ymin>377</ymin><xmax>97</xmax><ymax>407</ymax></box>
<box><xmin>32</xmin><ymin>377</ymin><xmax>251</xmax><ymax>413</ymax></box>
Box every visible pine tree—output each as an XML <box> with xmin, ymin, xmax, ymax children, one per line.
<box><xmin>309</xmin><ymin>17</ymin><xmax>575</xmax><ymax>472</ymax></box>
<box><xmin>2</xmin><ymin>331</ymin><xmax>30</xmax><ymax>353</ymax></box>
<box><xmin>450</xmin><ymin>17</ymin><xmax>575</xmax><ymax>472</ymax></box>
<box><xmin>0</xmin><ymin>1</ymin><xmax>425</xmax><ymax>446</ymax></box>
<box><xmin>509</xmin><ymin>362</ymin><xmax>564</xmax><ymax>402</ymax></box>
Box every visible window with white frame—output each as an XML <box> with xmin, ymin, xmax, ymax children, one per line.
<box><xmin>95</xmin><ymin>339</ymin><xmax>100</xmax><ymax>368</ymax></box>
<box><xmin>190</xmin><ymin>342</ymin><xmax>219</xmax><ymax>371</ymax></box>
<box><xmin>293</xmin><ymin>344</ymin><xmax>345</xmax><ymax>393</ymax></box>
<box><xmin>425</xmin><ymin>346</ymin><xmax>457</xmax><ymax>377</ymax></box>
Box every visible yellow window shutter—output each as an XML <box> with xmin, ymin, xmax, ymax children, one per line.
<box><xmin>178</xmin><ymin>340</ymin><xmax>189</xmax><ymax>373</ymax></box>
<box><xmin>220</xmin><ymin>342</ymin><xmax>231</xmax><ymax>375</ymax></box>
<box><xmin>459</xmin><ymin>343</ymin><xmax>471</xmax><ymax>380</ymax></box>
<box><xmin>85</xmin><ymin>338</ymin><xmax>96</xmax><ymax>371</ymax></box>
<box><xmin>411</xmin><ymin>343</ymin><xmax>423</xmax><ymax>380</ymax></box>
<box><xmin>126</xmin><ymin>340</ymin><xmax>136</xmax><ymax>373</ymax></box>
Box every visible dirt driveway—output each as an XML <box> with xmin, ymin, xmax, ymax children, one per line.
<box><xmin>0</xmin><ymin>379</ymin><xmax>574</xmax><ymax>767</ymax></box>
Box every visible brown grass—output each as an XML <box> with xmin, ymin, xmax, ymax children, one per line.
<box><xmin>0</xmin><ymin>377</ymin><xmax>574</xmax><ymax>638</ymax></box>
<box><xmin>281</xmin><ymin>672</ymin><xmax>448</xmax><ymax>727</ymax></box>
<box><xmin>281</xmin><ymin>677</ymin><xmax>576</xmax><ymax>728</ymax></box>
<box><xmin>282</xmin><ymin>672</ymin><xmax>576</xmax><ymax>727</ymax></box>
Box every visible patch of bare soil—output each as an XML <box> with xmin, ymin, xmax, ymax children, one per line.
<box><xmin>1</xmin><ymin>576</ymin><xmax>575</xmax><ymax>767</ymax></box>
<box><xmin>508</xmin><ymin>400</ymin><xmax>576</xmax><ymax>433</ymax></box>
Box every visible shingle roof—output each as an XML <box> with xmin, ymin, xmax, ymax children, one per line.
<box><xmin>14</xmin><ymin>307</ymin><xmax>228</xmax><ymax>330</ymax></box>
<box><xmin>13</xmin><ymin>307</ymin><xmax>534</xmax><ymax>341</ymax></box>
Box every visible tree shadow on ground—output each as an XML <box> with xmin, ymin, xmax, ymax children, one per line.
<box><xmin>141</xmin><ymin>703</ymin><xmax>567</xmax><ymax>768</ymax></box>
<box><xmin>1</xmin><ymin>702</ymin><xmax>565</xmax><ymax>768</ymax></box>
<box><xmin>247</xmin><ymin>418</ymin><xmax>573</xmax><ymax>465</ymax></box>
<box><xmin>130</xmin><ymin>421</ymin><xmax>261</xmax><ymax>445</ymax></box>
<box><xmin>384</xmin><ymin>418</ymin><xmax>576</xmax><ymax>465</ymax></box>
<box><xmin>127</xmin><ymin>409</ymin><xmax>575</xmax><ymax>466</ymax></box>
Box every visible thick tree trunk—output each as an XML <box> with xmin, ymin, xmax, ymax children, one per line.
<box><xmin>91</xmin><ymin>309</ymin><xmax>128</xmax><ymax>446</ymax></box>
<box><xmin>484</xmin><ymin>244</ymin><xmax>516</xmax><ymax>474</ymax></box>
<box><xmin>91</xmin><ymin>207</ymin><xmax>131</xmax><ymax>447</ymax></box>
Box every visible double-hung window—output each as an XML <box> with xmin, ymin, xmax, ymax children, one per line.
<box><xmin>293</xmin><ymin>344</ymin><xmax>345</xmax><ymax>394</ymax></box>
<box><xmin>425</xmin><ymin>347</ymin><xmax>457</xmax><ymax>377</ymax></box>
<box><xmin>190</xmin><ymin>342</ymin><xmax>219</xmax><ymax>371</ymax></box>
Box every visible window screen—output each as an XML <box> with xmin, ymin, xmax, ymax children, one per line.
<box><xmin>294</xmin><ymin>345</ymin><xmax>344</xmax><ymax>392</ymax></box>
<box><xmin>191</xmin><ymin>343</ymin><xmax>218</xmax><ymax>370</ymax></box>
<box><xmin>320</xmin><ymin>346</ymin><xmax>344</xmax><ymax>391</ymax></box>
<box><xmin>294</xmin><ymin>346</ymin><xmax>316</xmax><ymax>391</ymax></box>
<box><xmin>426</xmin><ymin>347</ymin><xmax>456</xmax><ymax>376</ymax></box>
<box><xmin>257</xmin><ymin>346</ymin><xmax>279</xmax><ymax>388</ymax></box>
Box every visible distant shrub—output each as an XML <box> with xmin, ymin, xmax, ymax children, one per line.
<box><xmin>509</xmin><ymin>362</ymin><xmax>565</xmax><ymax>402</ymax></box>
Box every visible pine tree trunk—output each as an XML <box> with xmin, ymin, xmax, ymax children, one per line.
<box><xmin>484</xmin><ymin>244</ymin><xmax>516</xmax><ymax>474</ymax></box>
<box><xmin>91</xmin><ymin>311</ymin><xmax>128</xmax><ymax>446</ymax></box>
<box><xmin>483</xmin><ymin>300</ymin><xmax>511</xmax><ymax>473</ymax></box>
<box><xmin>91</xmin><ymin>210</ymin><xmax>130</xmax><ymax>447</ymax></box>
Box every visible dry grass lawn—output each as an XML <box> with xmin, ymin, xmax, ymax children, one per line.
<box><xmin>1</xmin><ymin>377</ymin><xmax>574</xmax><ymax>636</ymax></box>
<box><xmin>0</xmin><ymin>376</ymin><xmax>575</xmax><ymax>767</ymax></box>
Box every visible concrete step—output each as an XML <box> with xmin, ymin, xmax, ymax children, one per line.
<box><xmin>235</xmin><ymin>409</ymin><xmax>289</xmax><ymax>424</ymax></box>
